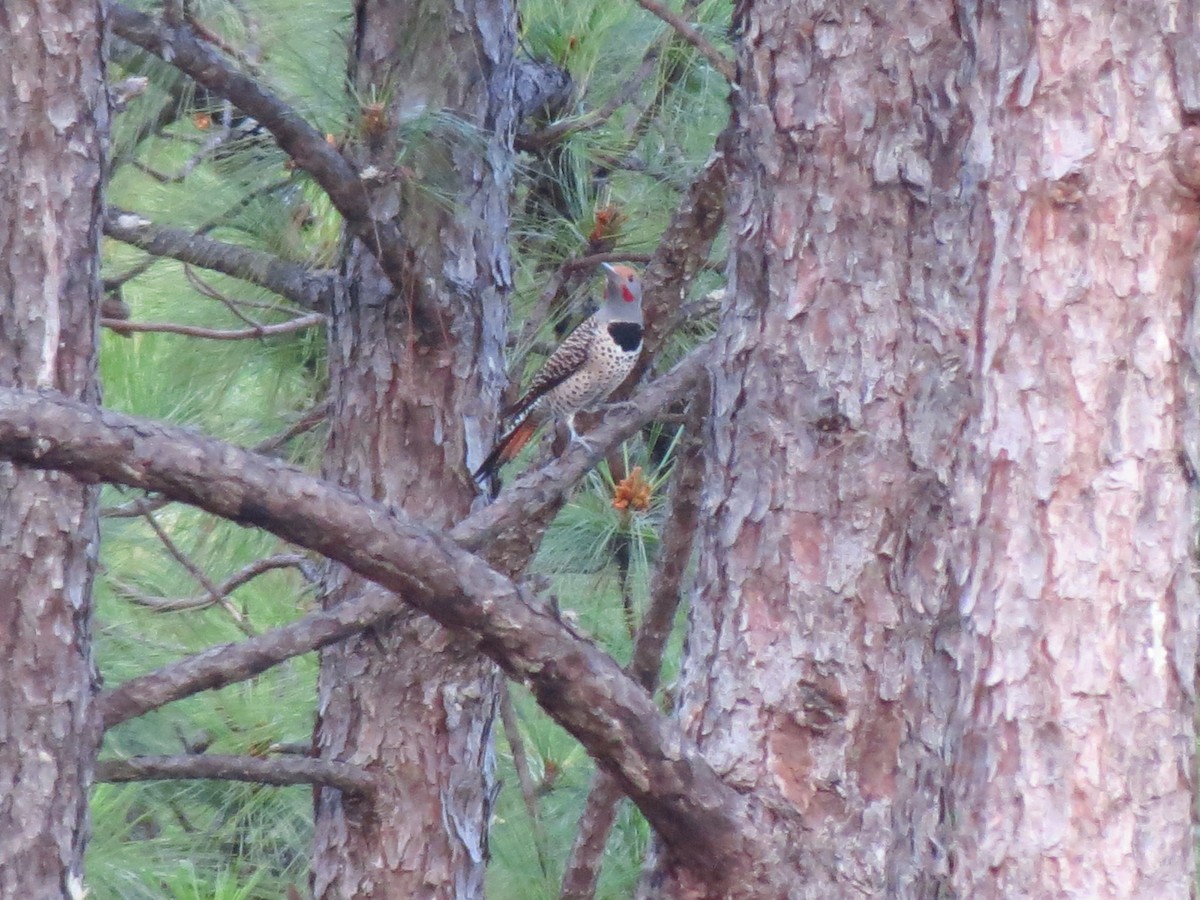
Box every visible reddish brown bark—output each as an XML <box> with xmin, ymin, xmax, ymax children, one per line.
<box><xmin>652</xmin><ymin>0</ymin><xmax>1198</xmax><ymax>896</ymax></box>
<box><xmin>0</xmin><ymin>0</ymin><xmax>106</xmax><ymax>895</ymax></box>
<box><xmin>309</xmin><ymin>1</ymin><xmax>515</xmax><ymax>895</ymax></box>
<box><xmin>945</xmin><ymin>3</ymin><xmax>1198</xmax><ymax>894</ymax></box>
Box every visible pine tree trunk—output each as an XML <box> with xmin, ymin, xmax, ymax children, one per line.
<box><xmin>0</xmin><ymin>0</ymin><xmax>106</xmax><ymax>895</ymax></box>
<box><xmin>649</xmin><ymin>0</ymin><xmax>1198</xmax><ymax>896</ymax></box>
<box><xmin>944</xmin><ymin>3</ymin><xmax>1198</xmax><ymax>894</ymax></box>
<box><xmin>309</xmin><ymin>1</ymin><xmax>514</xmax><ymax>897</ymax></box>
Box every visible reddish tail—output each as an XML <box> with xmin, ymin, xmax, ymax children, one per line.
<box><xmin>474</xmin><ymin>418</ymin><xmax>539</xmax><ymax>483</ymax></box>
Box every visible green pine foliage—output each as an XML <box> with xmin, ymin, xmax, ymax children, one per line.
<box><xmin>91</xmin><ymin>0</ymin><xmax>728</xmax><ymax>896</ymax></box>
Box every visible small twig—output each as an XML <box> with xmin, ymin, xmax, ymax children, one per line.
<box><xmin>500</xmin><ymin>685</ymin><xmax>550</xmax><ymax>874</ymax></box>
<box><xmin>112</xmin><ymin>553</ymin><xmax>313</xmax><ymax>613</ymax></box>
<box><xmin>100</xmin><ymin>312</ymin><xmax>326</xmax><ymax>340</ymax></box>
<box><xmin>141</xmin><ymin>509</ymin><xmax>257</xmax><ymax>636</ymax></box>
<box><xmin>560</xmin><ymin>251</ymin><xmax>653</xmax><ymax>272</ymax></box>
<box><xmin>96</xmin><ymin>753</ymin><xmax>376</xmax><ymax>796</ymax></box>
<box><xmin>632</xmin><ymin>0</ymin><xmax>735</xmax><ymax>83</ymax></box>
<box><xmin>183</xmin><ymin>265</ymin><xmax>264</xmax><ymax>329</ymax></box>
<box><xmin>251</xmin><ymin>401</ymin><xmax>329</xmax><ymax>456</ymax></box>
<box><xmin>623</xmin><ymin>0</ymin><xmax>706</xmax><ymax>149</ymax></box>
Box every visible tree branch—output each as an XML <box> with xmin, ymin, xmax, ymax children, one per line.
<box><xmin>632</xmin><ymin>0</ymin><xmax>735</xmax><ymax>83</ymax></box>
<box><xmin>100</xmin><ymin>312</ymin><xmax>325</xmax><ymax>341</ymax></box>
<box><xmin>99</xmin><ymin>585</ymin><xmax>403</xmax><ymax>730</ymax></box>
<box><xmin>451</xmin><ymin>345</ymin><xmax>709</xmax><ymax>569</ymax></box>
<box><xmin>0</xmin><ymin>359</ymin><xmax>752</xmax><ymax>880</ymax></box>
<box><xmin>94</xmin><ymin>352</ymin><xmax>702</xmax><ymax>729</ymax></box>
<box><xmin>108</xmin><ymin>4</ymin><xmax>435</xmax><ymax>326</ymax></box>
<box><xmin>103</xmin><ymin>207</ymin><xmax>336</xmax><ymax>310</ymax></box>
<box><xmin>111</xmin><ymin>552</ymin><xmax>312</xmax><ymax>613</ymax></box>
<box><xmin>96</xmin><ymin>754</ymin><xmax>376</xmax><ymax>796</ymax></box>
<box><xmin>637</xmin><ymin>138</ymin><xmax>729</xmax><ymax>366</ymax></box>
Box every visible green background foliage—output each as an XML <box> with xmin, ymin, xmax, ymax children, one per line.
<box><xmin>91</xmin><ymin>0</ymin><xmax>728</xmax><ymax>896</ymax></box>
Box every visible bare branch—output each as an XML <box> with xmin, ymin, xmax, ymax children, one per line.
<box><xmin>112</xmin><ymin>553</ymin><xmax>312</xmax><ymax>613</ymax></box>
<box><xmin>108</xmin><ymin>4</ymin><xmax>435</xmax><ymax>326</ymax></box>
<box><xmin>99</xmin><ymin>585</ymin><xmax>403</xmax><ymax>730</ymax></box>
<box><xmin>141</xmin><ymin>509</ymin><xmax>256</xmax><ymax>635</ymax></box>
<box><xmin>518</xmin><ymin>47</ymin><xmax>662</xmax><ymax>151</ymax></box>
<box><xmin>637</xmin><ymin>139</ymin><xmax>729</xmax><ymax>365</ymax></box>
<box><xmin>0</xmin><ymin>363</ymin><xmax>755</xmax><ymax>879</ymax></box>
<box><xmin>499</xmin><ymin>686</ymin><xmax>549</xmax><ymax>874</ymax></box>
<box><xmin>100</xmin><ymin>312</ymin><xmax>325</xmax><ymax>341</ymax></box>
<box><xmin>632</xmin><ymin>0</ymin><xmax>735</xmax><ymax>83</ymax></box>
<box><xmin>104</xmin><ymin>207</ymin><xmax>335</xmax><ymax>309</ymax></box>
<box><xmin>96</xmin><ymin>754</ymin><xmax>376</xmax><ymax>796</ymax></box>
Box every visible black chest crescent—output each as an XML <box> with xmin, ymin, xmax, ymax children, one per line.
<box><xmin>607</xmin><ymin>322</ymin><xmax>643</xmax><ymax>353</ymax></box>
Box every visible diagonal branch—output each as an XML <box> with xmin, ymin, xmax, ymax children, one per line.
<box><xmin>0</xmin><ymin>353</ymin><xmax>753</xmax><ymax>882</ymax></box>
<box><xmin>99</xmin><ymin>584</ymin><xmax>401</xmax><ymax>730</ymax></box>
<box><xmin>451</xmin><ymin>346</ymin><xmax>709</xmax><ymax>568</ymax></box>
<box><xmin>95</xmin><ymin>351</ymin><xmax>703</xmax><ymax>730</ymax></box>
<box><xmin>108</xmin><ymin>3</ymin><xmax>435</xmax><ymax>325</ymax></box>
<box><xmin>96</xmin><ymin>754</ymin><xmax>376</xmax><ymax>796</ymax></box>
<box><xmin>632</xmin><ymin>0</ymin><xmax>735</xmax><ymax>83</ymax></box>
<box><xmin>104</xmin><ymin>207</ymin><xmax>336</xmax><ymax>309</ymax></box>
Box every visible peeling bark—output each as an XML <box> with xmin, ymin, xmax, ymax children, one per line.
<box><xmin>309</xmin><ymin>1</ymin><xmax>515</xmax><ymax>896</ymax></box>
<box><xmin>0</xmin><ymin>0</ymin><xmax>106</xmax><ymax>895</ymax></box>
<box><xmin>653</xmin><ymin>0</ymin><xmax>1198</xmax><ymax>896</ymax></box>
<box><xmin>947</xmin><ymin>3</ymin><xmax>1198</xmax><ymax>895</ymax></box>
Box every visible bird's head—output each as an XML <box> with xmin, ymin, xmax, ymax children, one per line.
<box><xmin>602</xmin><ymin>262</ymin><xmax>642</xmax><ymax>306</ymax></box>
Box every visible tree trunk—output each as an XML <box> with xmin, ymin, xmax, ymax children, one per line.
<box><xmin>945</xmin><ymin>3</ymin><xmax>1198</xmax><ymax>894</ymax></box>
<box><xmin>0</xmin><ymin>0</ymin><xmax>106</xmax><ymax>896</ymax></box>
<box><xmin>650</xmin><ymin>0</ymin><xmax>1198</xmax><ymax>896</ymax></box>
<box><xmin>310</xmin><ymin>1</ymin><xmax>514</xmax><ymax>897</ymax></box>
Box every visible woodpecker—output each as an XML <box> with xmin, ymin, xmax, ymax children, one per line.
<box><xmin>475</xmin><ymin>263</ymin><xmax>644</xmax><ymax>483</ymax></box>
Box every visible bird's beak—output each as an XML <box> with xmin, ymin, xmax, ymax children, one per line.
<box><xmin>600</xmin><ymin>262</ymin><xmax>617</xmax><ymax>276</ymax></box>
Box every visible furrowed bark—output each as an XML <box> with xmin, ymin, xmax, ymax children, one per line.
<box><xmin>945</xmin><ymin>3</ymin><xmax>1198</xmax><ymax>894</ymax></box>
<box><xmin>306</xmin><ymin>0</ymin><xmax>517</xmax><ymax>893</ymax></box>
<box><xmin>0</xmin><ymin>0</ymin><xmax>106</xmax><ymax>895</ymax></box>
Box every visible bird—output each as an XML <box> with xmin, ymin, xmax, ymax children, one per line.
<box><xmin>474</xmin><ymin>262</ymin><xmax>644</xmax><ymax>483</ymax></box>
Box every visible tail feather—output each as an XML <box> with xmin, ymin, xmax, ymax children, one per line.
<box><xmin>474</xmin><ymin>417</ymin><xmax>539</xmax><ymax>483</ymax></box>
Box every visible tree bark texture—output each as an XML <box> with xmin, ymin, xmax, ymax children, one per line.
<box><xmin>0</xmin><ymin>0</ymin><xmax>106</xmax><ymax>897</ymax></box>
<box><xmin>946</xmin><ymin>4</ymin><xmax>1198</xmax><ymax>896</ymax></box>
<box><xmin>653</xmin><ymin>0</ymin><xmax>1198</xmax><ymax>897</ymax></box>
<box><xmin>310</xmin><ymin>1</ymin><xmax>514</xmax><ymax>897</ymax></box>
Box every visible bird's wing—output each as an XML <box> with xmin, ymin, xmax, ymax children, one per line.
<box><xmin>503</xmin><ymin>318</ymin><xmax>596</xmax><ymax>420</ymax></box>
